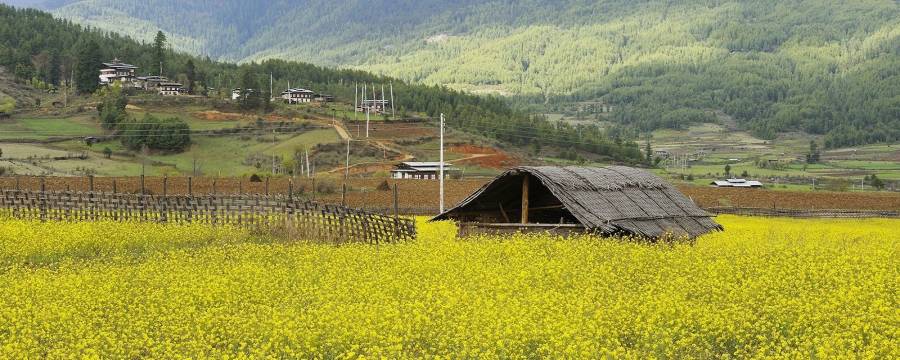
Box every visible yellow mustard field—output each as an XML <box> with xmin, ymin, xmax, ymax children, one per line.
<box><xmin>0</xmin><ymin>215</ymin><xmax>897</xmax><ymax>358</ymax></box>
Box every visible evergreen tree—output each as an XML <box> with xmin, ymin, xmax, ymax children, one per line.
<box><xmin>239</xmin><ymin>69</ymin><xmax>261</xmax><ymax>110</ymax></box>
<box><xmin>185</xmin><ymin>59</ymin><xmax>196</xmax><ymax>94</ymax></box>
<box><xmin>153</xmin><ymin>31</ymin><xmax>167</xmax><ymax>76</ymax></box>
<box><xmin>74</xmin><ymin>38</ymin><xmax>102</xmax><ymax>94</ymax></box>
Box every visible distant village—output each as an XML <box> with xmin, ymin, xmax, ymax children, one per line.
<box><xmin>99</xmin><ymin>58</ymin><xmax>340</xmax><ymax>105</ymax></box>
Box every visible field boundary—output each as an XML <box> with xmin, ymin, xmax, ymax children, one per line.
<box><xmin>706</xmin><ymin>207</ymin><xmax>900</xmax><ymax>218</ymax></box>
<box><xmin>0</xmin><ymin>190</ymin><xmax>416</xmax><ymax>244</ymax></box>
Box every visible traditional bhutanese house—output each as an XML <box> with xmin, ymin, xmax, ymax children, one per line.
<box><xmin>391</xmin><ymin>162</ymin><xmax>459</xmax><ymax>180</ymax></box>
<box><xmin>136</xmin><ymin>75</ymin><xmax>169</xmax><ymax>90</ymax></box>
<box><xmin>710</xmin><ymin>178</ymin><xmax>763</xmax><ymax>188</ymax></box>
<box><xmin>99</xmin><ymin>58</ymin><xmax>138</xmax><ymax>86</ymax></box>
<box><xmin>158</xmin><ymin>82</ymin><xmax>185</xmax><ymax>96</ymax></box>
<box><xmin>433</xmin><ymin>166</ymin><xmax>722</xmax><ymax>240</ymax></box>
<box><xmin>281</xmin><ymin>88</ymin><xmax>316</xmax><ymax>104</ymax></box>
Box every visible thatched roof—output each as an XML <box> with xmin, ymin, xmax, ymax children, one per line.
<box><xmin>434</xmin><ymin>166</ymin><xmax>722</xmax><ymax>239</ymax></box>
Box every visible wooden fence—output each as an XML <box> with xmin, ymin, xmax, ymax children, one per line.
<box><xmin>0</xmin><ymin>190</ymin><xmax>416</xmax><ymax>244</ymax></box>
<box><xmin>706</xmin><ymin>207</ymin><xmax>900</xmax><ymax>218</ymax></box>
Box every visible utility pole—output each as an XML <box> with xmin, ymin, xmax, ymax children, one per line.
<box><xmin>390</xmin><ymin>81</ymin><xmax>395</xmax><ymax>119</ymax></box>
<box><xmin>381</xmin><ymin>84</ymin><xmax>386</xmax><ymax>117</ymax></box>
<box><xmin>345</xmin><ymin>138</ymin><xmax>351</xmax><ymax>180</ymax></box>
<box><xmin>439</xmin><ymin>113</ymin><xmax>445</xmax><ymax>213</ymax></box>
<box><xmin>272</xmin><ymin>129</ymin><xmax>276</xmax><ymax>175</ymax></box>
<box><xmin>270</xmin><ymin>73</ymin><xmax>273</xmax><ymax>101</ymax></box>
<box><xmin>354</xmin><ymin>82</ymin><xmax>359</xmax><ymax>121</ymax></box>
<box><xmin>305</xmin><ymin>148</ymin><xmax>311</xmax><ymax>178</ymax></box>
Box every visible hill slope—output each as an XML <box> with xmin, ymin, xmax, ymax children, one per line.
<box><xmin>35</xmin><ymin>0</ymin><xmax>900</xmax><ymax>147</ymax></box>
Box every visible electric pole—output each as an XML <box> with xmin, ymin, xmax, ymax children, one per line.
<box><xmin>439</xmin><ymin>113</ymin><xmax>445</xmax><ymax>213</ymax></box>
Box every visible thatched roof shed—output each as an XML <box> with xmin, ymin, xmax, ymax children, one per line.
<box><xmin>433</xmin><ymin>166</ymin><xmax>722</xmax><ymax>239</ymax></box>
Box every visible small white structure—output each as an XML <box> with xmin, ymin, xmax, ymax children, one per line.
<box><xmin>711</xmin><ymin>178</ymin><xmax>763</xmax><ymax>188</ymax></box>
<box><xmin>232</xmin><ymin>88</ymin><xmax>256</xmax><ymax>100</ymax></box>
<box><xmin>281</xmin><ymin>88</ymin><xmax>316</xmax><ymax>104</ymax></box>
<box><xmin>357</xmin><ymin>99</ymin><xmax>391</xmax><ymax>114</ymax></box>
<box><xmin>391</xmin><ymin>162</ymin><xmax>458</xmax><ymax>180</ymax></box>
<box><xmin>99</xmin><ymin>58</ymin><xmax>138</xmax><ymax>86</ymax></box>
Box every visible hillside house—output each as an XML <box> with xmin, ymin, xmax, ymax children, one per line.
<box><xmin>391</xmin><ymin>162</ymin><xmax>458</xmax><ymax>180</ymax></box>
<box><xmin>434</xmin><ymin>166</ymin><xmax>722</xmax><ymax>240</ymax></box>
<box><xmin>281</xmin><ymin>88</ymin><xmax>316</xmax><ymax>104</ymax></box>
<box><xmin>158</xmin><ymin>82</ymin><xmax>185</xmax><ymax>96</ymax></box>
<box><xmin>135</xmin><ymin>76</ymin><xmax>169</xmax><ymax>91</ymax></box>
<box><xmin>99</xmin><ymin>58</ymin><xmax>138</xmax><ymax>86</ymax></box>
<box><xmin>711</xmin><ymin>178</ymin><xmax>763</xmax><ymax>188</ymax></box>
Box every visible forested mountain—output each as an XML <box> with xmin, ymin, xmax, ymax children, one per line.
<box><xmin>12</xmin><ymin>0</ymin><xmax>897</xmax><ymax>148</ymax></box>
<box><xmin>0</xmin><ymin>4</ymin><xmax>643</xmax><ymax>162</ymax></box>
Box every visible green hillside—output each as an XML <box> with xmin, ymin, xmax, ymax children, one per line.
<box><xmin>37</xmin><ymin>0</ymin><xmax>900</xmax><ymax>147</ymax></box>
<box><xmin>0</xmin><ymin>4</ymin><xmax>644</xmax><ymax>167</ymax></box>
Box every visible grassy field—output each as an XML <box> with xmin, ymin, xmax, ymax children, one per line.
<box><xmin>0</xmin><ymin>115</ymin><xmax>101</xmax><ymax>140</ymax></box>
<box><xmin>0</xmin><ymin>215</ymin><xmax>896</xmax><ymax>358</ymax></box>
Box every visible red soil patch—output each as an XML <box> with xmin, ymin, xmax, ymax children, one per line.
<box><xmin>367</xmin><ymin>123</ymin><xmax>434</xmax><ymax>139</ymax></box>
<box><xmin>450</xmin><ymin>145</ymin><xmax>519</xmax><ymax>169</ymax></box>
<box><xmin>193</xmin><ymin>111</ymin><xmax>293</xmax><ymax>123</ymax></box>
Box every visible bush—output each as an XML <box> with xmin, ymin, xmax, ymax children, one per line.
<box><xmin>120</xmin><ymin>114</ymin><xmax>191</xmax><ymax>152</ymax></box>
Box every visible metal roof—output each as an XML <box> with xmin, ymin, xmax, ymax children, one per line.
<box><xmin>434</xmin><ymin>166</ymin><xmax>722</xmax><ymax>239</ymax></box>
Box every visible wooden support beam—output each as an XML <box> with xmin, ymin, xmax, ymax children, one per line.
<box><xmin>521</xmin><ymin>175</ymin><xmax>530</xmax><ymax>224</ymax></box>
<box><xmin>498</xmin><ymin>202</ymin><xmax>511</xmax><ymax>223</ymax></box>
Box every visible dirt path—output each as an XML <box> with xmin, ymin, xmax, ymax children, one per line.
<box><xmin>332</xmin><ymin>122</ymin><xmax>351</xmax><ymax>141</ymax></box>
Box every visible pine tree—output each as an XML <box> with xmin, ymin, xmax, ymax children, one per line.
<box><xmin>153</xmin><ymin>31</ymin><xmax>167</xmax><ymax>76</ymax></box>
<box><xmin>74</xmin><ymin>38</ymin><xmax>102</xmax><ymax>94</ymax></box>
<box><xmin>185</xmin><ymin>59</ymin><xmax>196</xmax><ymax>94</ymax></box>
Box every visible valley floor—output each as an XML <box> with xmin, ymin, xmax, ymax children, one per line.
<box><xmin>0</xmin><ymin>215</ymin><xmax>896</xmax><ymax>358</ymax></box>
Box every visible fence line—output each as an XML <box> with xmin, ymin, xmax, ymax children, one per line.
<box><xmin>0</xmin><ymin>190</ymin><xmax>416</xmax><ymax>244</ymax></box>
<box><xmin>706</xmin><ymin>207</ymin><xmax>900</xmax><ymax>218</ymax></box>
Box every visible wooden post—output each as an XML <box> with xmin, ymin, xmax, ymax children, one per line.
<box><xmin>14</xmin><ymin>176</ymin><xmax>19</xmax><ymax>191</ymax></box>
<box><xmin>521</xmin><ymin>174</ymin><xmax>530</xmax><ymax>224</ymax></box>
<box><xmin>311</xmin><ymin>177</ymin><xmax>316</xmax><ymax>202</ymax></box>
<box><xmin>238</xmin><ymin>180</ymin><xmax>242</xmax><ymax>194</ymax></box>
<box><xmin>40</xmin><ymin>177</ymin><xmax>46</xmax><ymax>222</ymax></box>
<box><xmin>288</xmin><ymin>178</ymin><xmax>294</xmax><ymax>200</ymax></box>
<box><xmin>112</xmin><ymin>180</ymin><xmax>117</xmax><ymax>194</ymax></box>
<box><xmin>163</xmin><ymin>176</ymin><xmax>168</xmax><ymax>196</ymax></box>
<box><xmin>393</xmin><ymin>183</ymin><xmax>400</xmax><ymax>241</ymax></box>
<box><xmin>341</xmin><ymin>183</ymin><xmax>347</xmax><ymax>207</ymax></box>
<box><xmin>188</xmin><ymin>177</ymin><xmax>193</xmax><ymax>196</ymax></box>
<box><xmin>89</xmin><ymin>175</ymin><xmax>94</xmax><ymax>192</ymax></box>
<box><xmin>265</xmin><ymin>177</ymin><xmax>269</xmax><ymax>196</ymax></box>
<box><xmin>140</xmin><ymin>175</ymin><xmax>145</xmax><ymax>195</ymax></box>
<box><xmin>212</xmin><ymin>179</ymin><xmax>217</xmax><ymax>195</ymax></box>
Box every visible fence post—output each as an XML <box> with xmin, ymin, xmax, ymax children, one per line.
<box><xmin>341</xmin><ymin>183</ymin><xmax>347</xmax><ymax>207</ymax></box>
<box><xmin>140</xmin><ymin>175</ymin><xmax>145</xmax><ymax>195</ymax></box>
<box><xmin>265</xmin><ymin>177</ymin><xmax>269</xmax><ymax>196</ymax></box>
<box><xmin>188</xmin><ymin>177</ymin><xmax>192</xmax><ymax>196</ymax></box>
<box><xmin>288</xmin><ymin>178</ymin><xmax>293</xmax><ymax>201</ymax></box>
<box><xmin>112</xmin><ymin>180</ymin><xmax>117</xmax><ymax>194</ymax></box>
<box><xmin>89</xmin><ymin>175</ymin><xmax>94</xmax><ymax>192</ymax></box>
<box><xmin>14</xmin><ymin>176</ymin><xmax>19</xmax><ymax>191</ymax></box>
<box><xmin>40</xmin><ymin>177</ymin><xmax>46</xmax><ymax>222</ymax></box>
<box><xmin>239</xmin><ymin>180</ymin><xmax>242</xmax><ymax>194</ymax></box>
<box><xmin>393</xmin><ymin>183</ymin><xmax>400</xmax><ymax>241</ymax></box>
<box><xmin>311</xmin><ymin>177</ymin><xmax>316</xmax><ymax>202</ymax></box>
<box><xmin>212</xmin><ymin>179</ymin><xmax>217</xmax><ymax>195</ymax></box>
<box><xmin>163</xmin><ymin>176</ymin><xmax>168</xmax><ymax>197</ymax></box>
